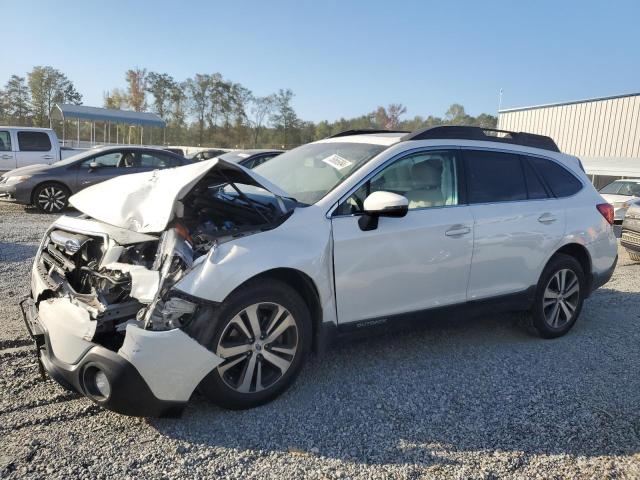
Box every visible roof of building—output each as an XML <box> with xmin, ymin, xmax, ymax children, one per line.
<box><xmin>499</xmin><ymin>92</ymin><xmax>640</xmax><ymax>114</ymax></box>
<box><xmin>53</xmin><ymin>104</ymin><xmax>165</xmax><ymax>127</ymax></box>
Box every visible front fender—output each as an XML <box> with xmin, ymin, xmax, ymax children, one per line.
<box><xmin>173</xmin><ymin>207</ymin><xmax>337</xmax><ymax>327</ymax></box>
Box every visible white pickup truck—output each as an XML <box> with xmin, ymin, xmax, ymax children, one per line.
<box><xmin>0</xmin><ymin>126</ymin><xmax>65</xmax><ymax>171</ymax></box>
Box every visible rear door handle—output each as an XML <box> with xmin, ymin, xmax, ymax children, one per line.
<box><xmin>538</xmin><ymin>213</ymin><xmax>557</xmax><ymax>224</ymax></box>
<box><xmin>445</xmin><ymin>225</ymin><xmax>471</xmax><ymax>237</ymax></box>
<box><xmin>1</xmin><ymin>154</ymin><xmax>12</xmax><ymax>159</ymax></box>
<box><xmin>43</xmin><ymin>154</ymin><xmax>54</xmax><ymax>159</ymax></box>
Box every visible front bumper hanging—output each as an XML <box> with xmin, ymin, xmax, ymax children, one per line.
<box><xmin>19</xmin><ymin>296</ymin><xmax>186</xmax><ymax>417</ymax></box>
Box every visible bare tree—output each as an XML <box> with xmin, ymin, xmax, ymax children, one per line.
<box><xmin>385</xmin><ymin>103</ymin><xmax>407</xmax><ymax>128</ymax></box>
<box><xmin>125</xmin><ymin>67</ymin><xmax>147</xmax><ymax>112</ymax></box>
<box><xmin>187</xmin><ymin>74</ymin><xmax>211</xmax><ymax>145</ymax></box>
<box><xmin>270</xmin><ymin>89</ymin><xmax>298</xmax><ymax>147</ymax></box>
<box><xmin>249</xmin><ymin>95</ymin><xmax>275</xmax><ymax>147</ymax></box>
<box><xmin>146</xmin><ymin>72</ymin><xmax>176</xmax><ymax>120</ymax></box>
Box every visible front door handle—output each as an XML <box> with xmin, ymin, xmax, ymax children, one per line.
<box><xmin>43</xmin><ymin>154</ymin><xmax>54</xmax><ymax>159</ymax></box>
<box><xmin>445</xmin><ymin>225</ymin><xmax>471</xmax><ymax>237</ymax></box>
<box><xmin>1</xmin><ymin>154</ymin><xmax>12</xmax><ymax>159</ymax></box>
<box><xmin>538</xmin><ymin>213</ymin><xmax>557</xmax><ymax>224</ymax></box>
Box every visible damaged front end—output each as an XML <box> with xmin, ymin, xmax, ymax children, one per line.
<box><xmin>23</xmin><ymin>159</ymin><xmax>295</xmax><ymax>416</ymax></box>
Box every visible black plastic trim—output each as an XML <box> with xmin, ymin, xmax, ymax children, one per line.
<box><xmin>403</xmin><ymin>126</ymin><xmax>560</xmax><ymax>152</ymax></box>
<box><xmin>328</xmin><ymin>129</ymin><xmax>410</xmax><ymax>138</ymax></box>
<box><xmin>337</xmin><ymin>286</ymin><xmax>537</xmax><ymax>335</ymax></box>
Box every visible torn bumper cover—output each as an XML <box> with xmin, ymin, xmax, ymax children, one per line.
<box><xmin>20</xmin><ymin>295</ymin><xmax>222</xmax><ymax>417</ymax></box>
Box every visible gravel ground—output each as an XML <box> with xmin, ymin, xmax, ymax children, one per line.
<box><xmin>1</xmin><ymin>202</ymin><xmax>639</xmax><ymax>479</ymax></box>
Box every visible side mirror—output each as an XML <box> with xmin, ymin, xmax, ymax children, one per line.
<box><xmin>88</xmin><ymin>162</ymin><xmax>99</xmax><ymax>171</ymax></box>
<box><xmin>358</xmin><ymin>191</ymin><xmax>409</xmax><ymax>231</ymax></box>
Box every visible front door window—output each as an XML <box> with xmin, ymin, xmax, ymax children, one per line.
<box><xmin>336</xmin><ymin>150</ymin><xmax>459</xmax><ymax>215</ymax></box>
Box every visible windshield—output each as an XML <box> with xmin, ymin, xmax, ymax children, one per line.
<box><xmin>252</xmin><ymin>142</ymin><xmax>386</xmax><ymax>204</ymax></box>
<box><xmin>600</xmin><ymin>181</ymin><xmax>640</xmax><ymax>196</ymax></box>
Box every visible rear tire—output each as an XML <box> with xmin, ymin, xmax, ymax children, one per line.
<box><xmin>194</xmin><ymin>279</ymin><xmax>312</xmax><ymax>410</ymax></box>
<box><xmin>628</xmin><ymin>250</ymin><xmax>640</xmax><ymax>262</ymax></box>
<box><xmin>530</xmin><ymin>254</ymin><xmax>585</xmax><ymax>339</ymax></box>
<box><xmin>33</xmin><ymin>182</ymin><xmax>70</xmax><ymax>213</ymax></box>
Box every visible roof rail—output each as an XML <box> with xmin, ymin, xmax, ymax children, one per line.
<box><xmin>402</xmin><ymin>126</ymin><xmax>560</xmax><ymax>152</ymax></box>
<box><xmin>327</xmin><ymin>129</ymin><xmax>410</xmax><ymax>138</ymax></box>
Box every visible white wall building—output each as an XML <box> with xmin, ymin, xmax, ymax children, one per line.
<box><xmin>498</xmin><ymin>93</ymin><xmax>640</xmax><ymax>187</ymax></box>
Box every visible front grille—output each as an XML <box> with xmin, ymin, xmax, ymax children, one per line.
<box><xmin>621</xmin><ymin>230</ymin><xmax>640</xmax><ymax>247</ymax></box>
<box><xmin>37</xmin><ymin>229</ymin><xmax>104</xmax><ymax>286</ymax></box>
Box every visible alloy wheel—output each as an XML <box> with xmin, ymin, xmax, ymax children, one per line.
<box><xmin>542</xmin><ymin>269</ymin><xmax>580</xmax><ymax>328</ymax></box>
<box><xmin>215</xmin><ymin>302</ymin><xmax>298</xmax><ymax>393</ymax></box>
<box><xmin>37</xmin><ymin>186</ymin><xmax>67</xmax><ymax>212</ymax></box>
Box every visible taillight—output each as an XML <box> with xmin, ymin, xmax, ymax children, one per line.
<box><xmin>596</xmin><ymin>203</ymin><xmax>614</xmax><ymax>225</ymax></box>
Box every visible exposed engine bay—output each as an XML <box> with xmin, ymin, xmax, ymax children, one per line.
<box><xmin>35</xmin><ymin>174</ymin><xmax>294</xmax><ymax>351</ymax></box>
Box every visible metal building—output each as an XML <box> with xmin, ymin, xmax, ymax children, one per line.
<box><xmin>50</xmin><ymin>104</ymin><xmax>166</xmax><ymax>148</ymax></box>
<box><xmin>498</xmin><ymin>93</ymin><xmax>640</xmax><ymax>187</ymax></box>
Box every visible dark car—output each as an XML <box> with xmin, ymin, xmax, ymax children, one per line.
<box><xmin>0</xmin><ymin>146</ymin><xmax>190</xmax><ymax>213</ymax></box>
<box><xmin>621</xmin><ymin>203</ymin><xmax>640</xmax><ymax>262</ymax></box>
<box><xmin>188</xmin><ymin>148</ymin><xmax>229</xmax><ymax>162</ymax></box>
<box><xmin>165</xmin><ymin>147</ymin><xmax>185</xmax><ymax>156</ymax></box>
<box><xmin>216</xmin><ymin>149</ymin><xmax>283</xmax><ymax>169</ymax></box>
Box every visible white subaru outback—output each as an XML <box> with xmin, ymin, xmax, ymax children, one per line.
<box><xmin>21</xmin><ymin>126</ymin><xmax>618</xmax><ymax>416</ymax></box>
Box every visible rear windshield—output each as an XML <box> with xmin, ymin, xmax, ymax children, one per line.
<box><xmin>599</xmin><ymin>181</ymin><xmax>640</xmax><ymax>196</ymax></box>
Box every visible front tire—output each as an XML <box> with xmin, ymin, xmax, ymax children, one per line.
<box><xmin>196</xmin><ymin>280</ymin><xmax>312</xmax><ymax>410</ymax></box>
<box><xmin>33</xmin><ymin>182</ymin><xmax>70</xmax><ymax>213</ymax></box>
<box><xmin>530</xmin><ymin>254</ymin><xmax>585</xmax><ymax>339</ymax></box>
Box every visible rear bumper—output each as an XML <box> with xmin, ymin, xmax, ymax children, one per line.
<box><xmin>620</xmin><ymin>226</ymin><xmax>640</xmax><ymax>253</ymax></box>
<box><xmin>621</xmin><ymin>241</ymin><xmax>640</xmax><ymax>253</ymax></box>
<box><xmin>20</xmin><ymin>296</ymin><xmax>185</xmax><ymax>417</ymax></box>
<box><xmin>613</xmin><ymin>207</ymin><xmax>627</xmax><ymax>223</ymax></box>
<box><xmin>590</xmin><ymin>255</ymin><xmax>618</xmax><ymax>293</ymax></box>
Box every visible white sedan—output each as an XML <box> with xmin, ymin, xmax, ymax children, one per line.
<box><xmin>599</xmin><ymin>179</ymin><xmax>640</xmax><ymax>222</ymax></box>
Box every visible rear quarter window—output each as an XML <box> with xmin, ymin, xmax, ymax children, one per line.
<box><xmin>17</xmin><ymin>131</ymin><xmax>52</xmax><ymax>152</ymax></box>
<box><xmin>528</xmin><ymin>156</ymin><xmax>583</xmax><ymax>197</ymax></box>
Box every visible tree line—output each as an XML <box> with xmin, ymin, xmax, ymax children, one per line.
<box><xmin>1</xmin><ymin>66</ymin><xmax>497</xmax><ymax>148</ymax></box>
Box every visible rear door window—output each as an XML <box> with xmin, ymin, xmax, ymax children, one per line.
<box><xmin>17</xmin><ymin>131</ymin><xmax>52</xmax><ymax>151</ymax></box>
<box><xmin>528</xmin><ymin>156</ymin><xmax>583</xmax><ymax>197</ymax></box>
<box><xmin>464</xmin><ymin>150</ymin><xmax>527</xmax><ymax>203</ymax></box>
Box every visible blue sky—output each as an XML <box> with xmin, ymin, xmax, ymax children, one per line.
<box><xmin>3</xmin><ymin>0</ymin><xmax>639</xmax><ymax>122</ymax></box>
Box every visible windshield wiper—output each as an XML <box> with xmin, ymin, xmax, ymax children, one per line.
<box><xmin>217</xmin><ymin>171</ymin><xmax>274</xmax><ymax>223</ymax></box>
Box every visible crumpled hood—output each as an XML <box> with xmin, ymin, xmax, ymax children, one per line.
<box><xmin>69</xmin><ymin>158</ymin><xmax>290</xmax><ymax>233</ymax></box>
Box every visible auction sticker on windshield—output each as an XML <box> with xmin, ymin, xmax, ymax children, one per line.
<box><xmin>322</xmin><ymin>154</ymin><xmax>353</xmax><ymax>170</ymax></box>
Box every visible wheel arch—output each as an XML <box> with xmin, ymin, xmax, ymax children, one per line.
<box><xmin>550</xmin><ymin>242</ymin><xmax>593</xmax><ymax>293</ymax></box>
<box><xmin>235</xmin><ymin>267</ymin><xmax>325</xmax><ymax>353</ymax></box>
<box><xmin>30</xmin><ymin>180</ymin><xmax>71</xmax><ymax>206</ymax></box>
